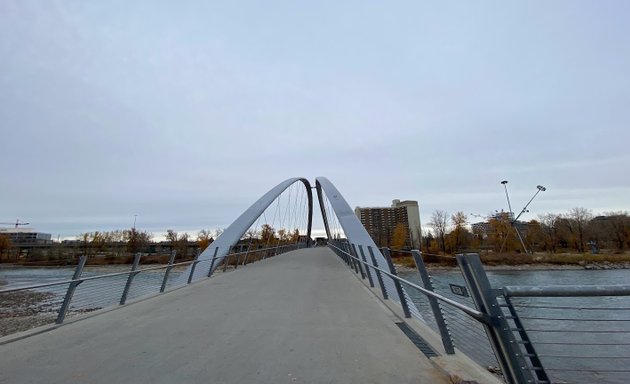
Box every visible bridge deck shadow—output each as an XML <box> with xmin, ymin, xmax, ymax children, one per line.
<box><xmin>0</xmin><ymin>248</ymin><xmax>448</xmax><ymax>384</ymax></box>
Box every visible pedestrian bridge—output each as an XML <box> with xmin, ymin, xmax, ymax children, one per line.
<box><xmin>2</xmin><ymin>177</ymin><xmax>628</xmax><ymax>384</ymax></box>
<box><xmin>1</xmin><ymin>248</ymin><xmax>463</xmax><ymax>383</ymax></box>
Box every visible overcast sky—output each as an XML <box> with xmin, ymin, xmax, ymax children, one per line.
<box><xmin>2</xmin><ymin>1</ymin><xmax>629</xmax><ymax>240</ymax></box>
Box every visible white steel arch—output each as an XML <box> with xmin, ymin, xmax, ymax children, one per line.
<box><xmin>186</xmin><ymin>177</ymin><xmax>313</xmax><ymax>281</ymax></box>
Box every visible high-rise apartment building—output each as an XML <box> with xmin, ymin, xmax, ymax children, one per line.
<box><xmin>354</xmin><ymin>199</ymin><xmax>421</xmax><ymax>248</ymax></box>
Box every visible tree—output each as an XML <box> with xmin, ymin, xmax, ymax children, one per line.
<box><xmin>487</xmin><ymin>212</ymin><xmax>518</xmax><ymax>252</ymax></box>
<box><xmin>538</xmin><ymin>214</ymin><xmax>560</xmax><ymax>252</ymax></box>
<box><xmin>525</xmin><ymin>220</ymin><xmax>545</xmax><ymax>252</ymax></box>
<box><xmin>260</xmin><ymin>224</ymin><xmax>276</xmax><ymax>245</ymax></box>
<box><xmin>0</xmin><ymin>234</ymin><xmax>13</xmax><ymax>261</ymax></box>
<box><xmin>197</xmin><ymin>229</ymin><xmax>212</xmax><ymax>252</ymax></box>
<box><xmin>447</xmin><ymin>212</ymin><xmax>470</xmax><ymax>253</ymax></box>
<box><xmin>391</xmin><ymin>223</ymin><xmax>408</xmax><ymax>250</ymax></box>
<box><xmin>561</xmin><ymin>207</ymin><xmax>592</xmax><ymax>253</ymax></box>
<box><xmin>602</xmin><ymin>212</ymin><xmax>630</xmax><ymax>251</ymax></box>
<box><xmin>166</xmin><ymin>229</ymin><xmax>189</xmax><ymax>258</ymax></box>
<box><xmin>429</xmin><ymin>210</ymin><xmax>449</xmax><ymax>253</ymax></box>
<box><xmin>290</xmin><ymin>228</ymin><xmax>300</xmax><ymax>243</ymax></box>
<box><xmin>277</xmin><ymin>228</ymin><xmax>288</xmax><ymax>243</ymax></box>
<box><xmin>80</xmin><ymin>232</ymin><xmax>93</xmax><ymax>257</ymax></box>
<box><xmin>124</xmin><ymin>228</ymin><xmax>152</xmax><ymax>254</ymax></box>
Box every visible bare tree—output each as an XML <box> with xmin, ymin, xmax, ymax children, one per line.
<box><xmin>429</xmin><ymin>210</ymin><xmax>449</xmax><ymax>253</ymax></box>
<box><xmin>538</xmin><ymin>213</ymin><xmax>560</xmax><ymax>252</ymax></box>
<box><xmin>563</xmin><ymin>207</ymin><xmax>593</xmax><ymax>253</ymax></box>
<box><xmin>602</xmin><ymin>211</ymin><xmax>630</xmax><ymax>250</ymax></box>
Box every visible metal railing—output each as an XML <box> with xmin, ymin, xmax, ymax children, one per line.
<box><xmin>0</xmin><ymin>243</ymin><xmax>302</xmax><ymax>337</ymax></box>
<box><xmin>501</xmin><ymin>284</ymin><xmax>630</xmax><ymax>384</ymax></box>
<box><xmin>328</xmin><ymin>241</ymin><xmax>630</xmax><ymax>384</ymax></box>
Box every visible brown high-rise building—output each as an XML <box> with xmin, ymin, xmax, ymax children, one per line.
<box><xmin>354</xmin><ymin>199</ymin><xmax>421</xmax><ymax>248</ymax></box>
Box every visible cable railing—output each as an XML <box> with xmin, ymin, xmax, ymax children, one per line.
<box><xmin>328</xmin><ymin>240</ymin><xmax>630</xmax><ymax>384</ymax></box>
<box><xmin>501</xmin><ymin>286</ymin><xmax>630</xmax><ymax>384</ymax></box>
<box><xmin>0</xmin><ymin>243</ymin><xmax>303</xmax><ymax>338</ymax></box>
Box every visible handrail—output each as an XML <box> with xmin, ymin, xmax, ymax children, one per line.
<box><xmin>0</xmin><ymin>243</ymin><xmax>300</xmax><ymax>294</ymax></box>
<box><xmin>504</xmin><ymin>285</ymin><xmax>630</xmax><ymax>297</ymax></box>
<box><xmin>327</xmin><ymin>243</ymin><xmax>485</xmax><ymax>321</ymax></box>
<box><xmin>0</xmin><ymin>260</ymin><xmax>196</xmax><ymax>293</ymax></box>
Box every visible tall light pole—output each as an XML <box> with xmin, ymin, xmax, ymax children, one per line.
<box><xmin>133</xmin><ymin>214</ymin><xmax>138</xmax><ymax>230</ymax></box>
<box><xmin>501</xmin><ymin>180</ymin><xmax>513</xmax><ymax>220</ymax></box>
<box><xmin>499</xmin><ymin>181</ymin><xmax>547</xmax><ymax>254</ymax></box>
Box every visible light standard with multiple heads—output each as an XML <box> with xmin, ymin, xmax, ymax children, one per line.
<box><xmin>499</xmin><ymin>181</ymin><xmax>546</xmax><ymax>254</ymax></box>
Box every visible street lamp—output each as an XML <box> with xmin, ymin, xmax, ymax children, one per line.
<box><xmin>499</xmin><ymin>181</ymin><xmax>547</xmax><ymax>254</ymax></box>
<box><xmin>133</xmin><ymin>214</ymin><xmax>138</xmax><ymax>230</ymax></box>
<box><xmin>500</xmin><ymin>180</ymin><xmax>513</xmax><ymax>219</ymax></box>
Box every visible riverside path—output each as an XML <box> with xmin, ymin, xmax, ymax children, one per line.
<box><xmin>0</xmin><ymin>248</ymin><xmax>449</xmax><ymax>384</ymax></box>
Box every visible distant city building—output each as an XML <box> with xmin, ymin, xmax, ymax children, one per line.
<box><xmin>354</xmin><ymin>199</ymin><xmax>421</xmax><ymax>248</ymax></box>
<box><xmin>0</xmin><ymin>227</ymin><xmax>52</xmax><ymax>244</ymax></box>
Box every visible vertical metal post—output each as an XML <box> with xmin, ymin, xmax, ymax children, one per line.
<box><xmin>223</xmin><ymin>247</ymin><xmax>232</xmax><ymax>272</ymax></box>
<box><xmin>242</xmin><ymin>248</ymin><xmax>249</xmax><ymax>266</ymax></box>
<box><xmin>336</xmin><ymin>241</ymin><xmax>348</xmax><ymax>264</ymax></box>
<box><xmin>351</xmin><ymin>244</ymin><xmax>366</xmax><ymax>279</ymax></box>
<box><xmin>456</xmin><ymin>253</ymin><xmax>535</xmax><ymax>384</ymax></box>
<box><xmin>120</xmin><ymin>253</ymin><xmax>142</xmax><ymax>305</ymax></box>
<box><xmin>411</xmin><ymin>250</ymin><xmax>454</xmax><ymax>354</ymax></box>
<box><xmin>342</xmin><ymin>242</ymin><xmax>351</xmax><ymax>265</ymax></box>
<box><xmin>208</xmin><ymin>247</ymin><xmax>219</xmax><ymax>277</ymax></box>
<box><xmin>382</xmin><ymin>247</ymin><xmax>411</xmax><ymax>318</ymax></box>
<box><xmin>187</xmin><ymin>249</ymin><xmax>201</xmax><ymax>284</ymax></box>
<box><xmin>160</xmin><ymin>250</ymin><xmax>177</xmax><ymax>293</ymax></box>
<box><xmin>56</xmin><ymin>255</ymin><xmax>87</xmax><ymax>324</ymax></box>
<box><xmin>503</xmin><ymin>295</ymin><xmax>550</xmax><ymax>383</ymax></box>
<box><xmin>234</xmin><ymin>250</ymin><xmax>239</xmax><ymax>270</ymax></box>
<box><xmin>358</xmin><ymin>246</ymin><xmax>374</xmax><ymax>287</ymax></box>
<box><xmin>368</xmin><ymin>246</ymin><xmax>388</xmax><ymax>300</ymax></box>
<box><xmin>345</xmin><ymin>242</ymin><xmax>359</xmax><ymax>273</ymax></box>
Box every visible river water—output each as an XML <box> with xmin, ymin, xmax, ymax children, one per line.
<box><xmin>2</xmin><ymin>266</ymin><xmax>629</xmax><ymax>383</ymax></box>
<box><xmin>400</xmin><ymin>268</ymin><xmax>630</xmax><ymax>384</ymax></box>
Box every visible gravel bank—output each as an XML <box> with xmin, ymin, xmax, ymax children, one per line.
<box><xmin>0</xmin><ymin>290</ymin><xmax>58</xmax><ymax>337</ymax></box>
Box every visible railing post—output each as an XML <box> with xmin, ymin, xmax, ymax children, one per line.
<box><xmin>382</xmin><ymin>247</ymin><xmax>411</xmax><ymax>318</ymax></box>
<box><xmin>223</xmin><ymin>247</ymin><xmax>232</xmax><ymax>272</ymax></box>
<box><xmin>242</xmin><ymin>248</ymin><xmax>249</xmax><ymax>266</ymax></box>
<box><xmin>368</xmin><ymin>246</ymin><xmax>388</xmax><ymax>300</ymax></box>
<box><xmin>351</xmin><ymin>244</ymin><xmax>366</xmax><ymax>280</ymax></box>
<box><xmin>187</xmin><ymin>249</ymin><xmax>201</xmax><ymax>284</ymax></box>
<box><xmin>411</xmin><ymin>250</ymin><xmax>455</xmax><ymax>354</ymax></box>
<box><xmin>456</xmin><ymin>253</ymin><xmax>535</xmax><ymax>384</ymax></box>
<box><xmin>358</xmin><ymin>245</ymin><xmax>374</xmax><ymax>287</ymax></box>
<box><xmin>120</xmin><ymin>253</ymin><xmax>142</xmax><ymax>305</ymax></box>
<box><xmin>208</xmin><ymin>247</ymin><xmax>219</xmax><ymax>277</ymax></box>
<box><xmin>340</xmin><ymin>242</ymin><xmax>351</xmax><ymax>265</ymax></box>
<box><xmin>334</xmin><ymin>241</ymin><xmax>347</xmax><ymax>264</ymax></box>
<box><xmin>56</xmin><ymin>255</ymin><xmax>87</xmax><ymax>324</ymax></box>
<box><xmin>345</xmin><ymin>242</ymin><xmax>359</xmax><ymax>273</ymax></box>
<box><xmin>160</xmin><ymin>250</ymin><xmax>177</xmax><ymax>293</ymax></box>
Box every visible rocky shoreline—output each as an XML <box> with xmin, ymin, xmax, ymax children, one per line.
<box><xmin>0</xmin><ymin>290</ymin><xmax>58</xmax><ymax>337</ymax></box>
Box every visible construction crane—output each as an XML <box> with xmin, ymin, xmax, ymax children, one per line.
<box><xmin>0</xmin><ymin>219</ymin><xmax>30</xmax><ymax>228</ymax></box>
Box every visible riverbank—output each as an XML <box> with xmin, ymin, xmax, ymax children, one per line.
<box><xmin>0</xmin><ymin>290</ymin><xmax>57</xmax><ymax>337</ymax></box>
<box><xmin>392</xmin><ymin>252</ymin><xmax>630</xmax><ymax>271</ymax></box>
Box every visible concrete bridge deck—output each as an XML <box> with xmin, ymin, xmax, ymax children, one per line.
<box><xmin>0</xmin><ymin>248</ymin><xmax>449</xmax><ymax>384</ymax></box>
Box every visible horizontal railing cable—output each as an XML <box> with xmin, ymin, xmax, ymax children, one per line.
<box><xmin>327</xmin><ymin>243</ymin><xmax>485</xmax><ymax>321</ymax></box>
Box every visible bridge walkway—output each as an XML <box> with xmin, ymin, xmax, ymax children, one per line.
<box><xmin>0</xmin><ymin>248</ymin><xmax>448</xmax><ymax>384</ymax></box>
